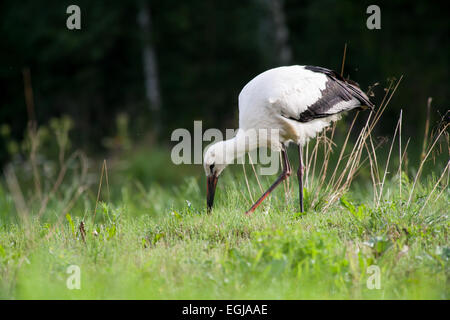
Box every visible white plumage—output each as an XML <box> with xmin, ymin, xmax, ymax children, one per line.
<box><xmin>204</xmin><ymin>65</ymin><xmax>373</xmax><ymax>214</ymax></box>
<box><xmin>238</xmin><ymin>65</ymin><xmax>365</xmax><ymax>148</ymax></box>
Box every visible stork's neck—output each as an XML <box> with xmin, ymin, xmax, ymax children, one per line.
<box><xmin>219</xmin><ymin>129</ymin><xmax>259</xmax><ymax>164</ymax></box>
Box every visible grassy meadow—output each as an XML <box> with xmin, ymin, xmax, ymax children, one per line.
<box><xmin>0</xmin><ymin>83</ymin><xmax>449</xmax><ymax>300</ymax></box>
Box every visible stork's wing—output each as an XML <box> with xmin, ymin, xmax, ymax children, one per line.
<box><xmin>284</xmin><ymin>66</ymin><xmax>374</xmax><ymax>123</ymax></box>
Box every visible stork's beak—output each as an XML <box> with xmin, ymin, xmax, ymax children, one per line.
<box><xmin>206</xmin><ymin>174</ymin><xmax>219</xmax><ymax>213</ymax></box>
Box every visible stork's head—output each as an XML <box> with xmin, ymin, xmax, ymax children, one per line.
<box><xmin>203</xmin><ymin>141</ymin><xmax>230</xmax><ymax>212</ymax></box>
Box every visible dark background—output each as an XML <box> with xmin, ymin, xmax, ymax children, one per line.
<box><xmin>0</xmin><ymin>0</ymin><xmax>448</xmax><ymax>165</ymax></box>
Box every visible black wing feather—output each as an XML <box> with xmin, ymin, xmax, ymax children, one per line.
<box><xmin>291</xmin><ymin>66</ymin><xmax>374</xmax><ymax>123</ymax></box>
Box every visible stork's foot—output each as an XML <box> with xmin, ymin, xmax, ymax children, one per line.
<box><xmin>245</xmin><ymin>145</ymin><xmax>291</xmax><ymax>215</ymax></box>
<box><xmin>245</xmin><ymin>170</ymin><xmax>290</xmax><ymax>215</ymax></box>
<box><xmin>297</xmin><ymin>144</ymin><xmax>305</xmax><ymax>213</ymax></box>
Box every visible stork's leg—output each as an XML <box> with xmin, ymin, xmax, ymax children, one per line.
<box><xmin>245</xmin><ymin>145</ymin><xmax>291</xmax><ymax>215</ymax></box>
<box><xmin>297</xmin><ymin>144</ymin><xmax>304</xmax><ymax>213</ymax></box>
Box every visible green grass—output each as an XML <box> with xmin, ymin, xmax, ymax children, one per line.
<box><xmin>0</xmin><ymin>96</ymin><xmax>448</xmax><ymax>299</ymax></box>
<box><xmin>0</xmin><ymin>169</ymin><xmax>448</xmax><ymax>299</ymax></box>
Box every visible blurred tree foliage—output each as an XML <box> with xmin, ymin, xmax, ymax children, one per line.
<box><xmin>0</xmin><ymin>0</ymin><xmax>448</xmax><ymax>164</ymax></box>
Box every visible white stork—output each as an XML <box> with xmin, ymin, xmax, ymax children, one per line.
<box><xmin>204</xmin><ymin>65</ymin><xmax>374</xmax><ymax>214</ymax></box>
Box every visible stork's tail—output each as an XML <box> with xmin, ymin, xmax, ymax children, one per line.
<box><xmin>344</xmin><ymin>79</ymin><xmax>375</xmax><ymax>111</ymax></box>
<box><xmin>306</xmin><ymin>66</ymin><xmax>375</xmax><ymax>111</ymax></box>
